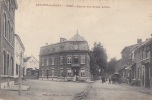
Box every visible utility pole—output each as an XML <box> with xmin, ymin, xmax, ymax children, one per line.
<box><xmin>18</xmin><ymin>51</ymin><xmax>22</xmax><ymax>95</ymax></box>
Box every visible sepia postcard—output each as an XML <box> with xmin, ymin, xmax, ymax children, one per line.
<box><xmin>0</xmin><ymin>0</ymin><xmax>152</xmax><ymax>100</ymax></box>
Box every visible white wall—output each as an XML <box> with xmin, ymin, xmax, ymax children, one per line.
<box><xmin>14</xmin><ymin>36</ymin><xmax>24</xmax><ymax>78</ymax></box>
<box><xmin>24</xmin><ymin>57</ymin><xmax>39</xmax><ymax>70</ymax></box>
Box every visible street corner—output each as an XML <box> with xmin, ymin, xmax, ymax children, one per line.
<box><xmin>3</xmin><ymin>85</ymin><xmax>31</xmax><ymax>91</ymax></box>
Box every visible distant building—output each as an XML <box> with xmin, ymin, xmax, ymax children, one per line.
<box><xmin>116</xmin><ymin>39</ymin><xmax>141</xmax><ymax>83</ymax></box>
<box><xmin>39</xmin><ymin>33</ymin><xmax>91</xmax><ymax>81</ymax></box>
<box><xmin>0</xmin><ymin>0</ymin><xmax>18</xmax><ymax>89</ymax></box>
<box><xmin>23</xmin><ymin>56</ymin><xmax>39</xmax><ymax>76</ymax></box>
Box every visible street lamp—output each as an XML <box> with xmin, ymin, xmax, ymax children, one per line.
<box><xmin>18</xmin><ymin>51</ymin><xmax>23</xmax><ymax>95</ymax></box>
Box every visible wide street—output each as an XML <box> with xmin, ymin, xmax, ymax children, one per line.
<box><xmin>1</xmin><ymin>80</ymin><xmax>152</xmax><ymax>100</ymax></box>
<box><xmin>0</xmin><ymin>80</ymin><xmax>88</xmax><ymax>100</ymax></box>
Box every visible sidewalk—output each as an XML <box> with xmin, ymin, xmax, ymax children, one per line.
<box><xmin>3</xmin><ymin>85</ymin><xmax>30</xmax><ymax>91</ymax></box>
<box><xmin>119</xmin><ymin>83</ymin><xmax>152</xmax><ymax>95</ymax></box>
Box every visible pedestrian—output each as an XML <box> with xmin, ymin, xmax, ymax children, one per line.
<box><xmin>109</xmin><ymin>78</ymin><xmax>111</xmax><ymax>84</ymax></box>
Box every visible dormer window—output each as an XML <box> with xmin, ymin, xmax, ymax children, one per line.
<box><xmin>60</xmin><ymin>45</ymin><xmax>64</xmax><ymax>50</ymax></box>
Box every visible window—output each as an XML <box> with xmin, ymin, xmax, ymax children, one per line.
<box><xmin>81</xmin><ymin>55</ymin><xmax>85</xmax><ymax>64</ymax></box>
<box><xmin>67</xmin><ymin>69</ymin><xmax>72</xmax><ymax>77</ymax></box>
<box><xmin>80</xmin><ymin>69</ymin><xmax>85</xmax><ymax>77</ymax></box>
<box><xmin>3</xmin><ymin>51</ymin><xmax>7</xmax><ymax>75</ymax></box>
<box><xmin>41</xmin><ymin>58</ymin><xmax>44</xmax><ymax>66</ymax></box>
<box><xmin>7</xmin><ymin>53</ymin><xmax>9</xmax><ymax>75</ymax></box>
<box><xmin>60</xmin><ymin>45</ymin><xmax>64</xmax><ymax>50</ymax></box>
<box><xmin>42</xmin><ymin>69</ymin><xmax>44</xmax><ymax>76</ymax></box>
<box><xmin>11</xmin><ymin>57</ymin><xmax>14</xmax><ymax>76</ymax></box>
<box><xmin>7</xmin><ymin>0</ymin><xmax>10</xmax><ymax>10</ymax></box>
<box><xmin>73</xmin><ymin>57</ymin><xmax>79</xmax><ymax>64</ymax></box>
<box><xmin>138</xmin><ymin>68</ymin><xmax>141</xmax><ymax>80</ymax></box>
<box><xmin>67</xmin><ymin>57</ymin><xmax>72</xmax><ymax>64</ymax></box>
<box><xmin>52</xmin><ymin>69</ymin><xmax>54</xmax><ymax>76</ymax></box>
<box><xmin>51</xmin><ymin>57</ymin><xmax>54</xmax><ymax>65</ymax></box>
<box><xmin>11</xmin><ymin>27</ymin><xmax>13</xmax><ymax>44</ymax></box>
<box><xmin>8</xmin><ymin>21</ymin><xmax>10</xmax><ymax>42</ymax></box>
<box><xmin>46</xmin><ymin>58</ymin><xmax>49</xmax><ymax>66</ymax></box>
<box><xmin>3</xmin><ymin>13</ymin><xmax>7</xmax><ymax>37</ymax></box>
<box><xmin>60</xmin><ymin>56</ymin><xmax>63</xmax><ymax>65</ymax></box>
<box><xmin>16</xmin><ymin>64</ymin><xmax>18</xmax><ymax>75</ymax></box>
<box><xmin>60</xmin><ymin>69</ymin><xmax>63</xmax><ymax>76</ymax></box>
<box><xmin>133</xmin><ymin>71</ymin><xmax>136</xmax><ymax>79</ymax></box>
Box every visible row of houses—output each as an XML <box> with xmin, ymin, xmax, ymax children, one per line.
<box><xmin>0</xmin><ymin>0</ymin><xmax>39</xmax><ymax>89</ymax></box>
<box><xmin>116</xmin><ymin>35</ymin><xmax>152</xmax><ymax>88</ymax></box>
<box><xmin>39</xmin><ymin>33</ymin><xmax>91</xmax><ymax>81</ymax></box>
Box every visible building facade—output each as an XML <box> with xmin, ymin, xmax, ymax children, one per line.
<box><xmin>14</xmin><ymin>34</ymin><xmax>25</xmax><ymax>81</ymax></box>
<box><xmin>133</xmin><ymin>38</ymin><xmax>152</xmax><ymax>88</ymax></box>
<box><xmin>0</xmin><ymin>0</ymin><xmax>18</xmax><ymax>89</ymax></box>
<box><xmin>117</xmin><ymin>36</ymin><xmax>152</xmax><ymax>88</ymax></box>
<box><xmin>116</xmin><ymin>39</ymin><xmax>141</xmax><ymax>83</ymax></box>
<box><xmin>39</xmin><ymin>33</ymin><xmax>91</xmax><ymax>81</ymax></box>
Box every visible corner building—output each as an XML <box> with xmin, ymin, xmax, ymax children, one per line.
<box><xmin>39</xmin><ymin>33</ymin><xmax>91</xmax><ymax>81</ymax></box>
<box><xmin>0</xmin><ymin>0</ymin><xmax>18</xmax><ymax>89</ymax></box>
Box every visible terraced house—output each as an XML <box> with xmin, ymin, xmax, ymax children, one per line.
<box><xmin>39</xmin><ymin>33</ymin><xmax>91</xmax><ymax>81</ymax></box>
<box><xmin>133</xmin><ymin>38</ymin><xmax>152</xmax><ymax>88</ymax></box>
<box><xmin>0</xmin><ymin>0</ymin><xmax>18</xmax><ymax>89</ymax></box>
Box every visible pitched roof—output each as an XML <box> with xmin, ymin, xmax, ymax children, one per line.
<box><xmin>23</xmin><ymin>57</ymin><xmax>31</xmax><ymax>62</ymax></box>
<box><xmin>68</xmin><ymin>33</ymin><xmax>86</xmax><ymax>41</ymax></box>
<box><xmin>40</xmin><ymin>33</ymin><xmax>89</xmax><ymax>55</ymax></box>
<box><xmin>121</xmin><ymin>44</ymin><xmax>139</xmax><ymax>54</ymax></box>
<box><xmin>135</xmin><ymin>38</ymin><xmax>152</xmax><ymax>51</ymax></box>
<box><xmin>24</xmin><ymin>56</ymin><xmax>39</xmax><ymax>63</ymax></box>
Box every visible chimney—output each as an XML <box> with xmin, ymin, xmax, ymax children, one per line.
<box><xmin>146</xmin><ymin>38</ymin><xmax>150</xmax><ymax>41</ymax></box>
<box><xmin>60</xmin><ymin>38</ymin><xmax>67</xmax><ymax>42</ymax></box>
<box><xmin>137</xmin><ymin>39</ymin><xmax>142</xmax><ymax>44</ymax></box>
<box><xmin>45</xmin><ymin>43</ymin><xmax>48</xmax><ymax>46</ymax></box>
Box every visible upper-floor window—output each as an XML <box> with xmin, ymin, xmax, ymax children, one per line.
<box><xmin>60</xmin><ymin>56</ymin><xmax>63</xmax><ymax>65</ymax></box>
<box><xmin>41</xmin><ymin>58</ymin><xmax>44</xmax><ymax>66</ymax></box>
<box><xmin>67</xmin><ymin>57</ymin><xmax>72</xmax><ymax>64</ymax></box>
<box><xmin>51</xmin><ymin>57</ymin><xmax>54</xmax><ymax>65</ymax></box>
<box><xmin>140</xmin><ymin>50</ymin><xmax>143</xmax><ymax>60</ymax></box>
<box><xmin>60</xmin><ymin>45</ymin><xmax>64</xmax><ymax>50</ymax></box>
<box><xmin>46</xmin><ymin>58</ymin><xmax>49</xmax><ymax>66</ymax></box>
<box><xmin>8</xmin><ymin>21</ymin><xmax>10</xmax><ymax>41</ymax></box>
<box><xmin>3</xmin><ymin>13</ymin><xmax>7</xmax><ymax>37</ymax></box>
<box><xmin>73</xmin><ymin>57</ymin><xmax>79</xmax><ymax>64</ymax></box>
<box><xmin>80</xmin><ymin>55</ymin><xmax>85</xmax><ymax>64</ymax></box>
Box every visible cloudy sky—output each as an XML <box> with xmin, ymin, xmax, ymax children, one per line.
<box><xmin>15</xmin><ymin>0</ymin><xmax>152</xmax><ymax>61</ymax></box>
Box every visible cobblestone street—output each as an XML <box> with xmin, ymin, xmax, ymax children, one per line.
<box><xmin>85</xmin><ymin>80</ymin><xmax>152</xmax><ymax>100</ymax></box>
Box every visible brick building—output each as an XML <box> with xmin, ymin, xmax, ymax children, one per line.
<box><xmin>116</xmin><ymin>36</ymin><xmax>152</xmax><ymax>88</ymax></box>
<box><xmin>133</xmin><ymin>38</ymin><xmax>152</xmax><ymax>88</ymax></box>
<box><xmin>39</xmin><ymin>33</ymin><xmax>91</xmax><ymax>81</ymax></box>
<box><xmin>116</xmin><ymin>39</ymin><xmax>141</xmax><ymax>83</ymax></box>
<box><xmin>0</xmin><ymin>0</ymin><xmax>18</xmax><ymax>89</ymax></box>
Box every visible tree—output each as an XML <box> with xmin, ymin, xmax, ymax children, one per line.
<box><xmin>90</xmin><ymin>42</ymin><xmax>108</xmax><ymax>79</ymax></box>
<box><xmin>107</xmin><ymin>57</ymin><xmax>117</xmax><ymax>75</ymax></box>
